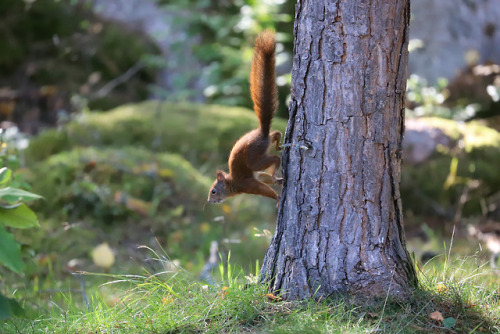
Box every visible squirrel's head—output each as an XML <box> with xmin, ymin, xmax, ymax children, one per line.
<box><xmin>208</xmin><ymin>170</ymin><xmax>229</xmax><ymax>204</ymax></box>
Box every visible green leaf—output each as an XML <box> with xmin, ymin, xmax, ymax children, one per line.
<box><xmin>0</xmin><ymin>187</ymin><xmax>42</xmax><ymax>204</ymax></box>
<box><xmin>0</xmin><ymin>167</ymin><xmax>12</xmax><ymax>186</ymax></box>
<box><xmin>0</xmin><ymin>203</ymin><xmax>39</xmax><ymax>229</ymax></box>
<box><xmin>0</xmin><ymin>225</ymin><xmax>24</xmax><ymax>273</ymax></box>
<box><xmin>443</xmin><ymin>317</ymin><xmax>457</xmax><ymax>328</ymax></box>
<box><xmin>0</xmin><ymin>293</ymin><xmax>25</xmax><ymax>320</ymax></box>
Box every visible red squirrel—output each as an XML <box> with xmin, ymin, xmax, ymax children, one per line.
<box><xmin>208</xmin><ymin>30</ymin><xmax>282</xmax><ymax>203</ymax></box>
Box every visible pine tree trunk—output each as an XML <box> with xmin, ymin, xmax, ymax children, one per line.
<box><xmin>261</xmin><ymin>0</ymin><xmax>417</xmax><ymax>300</ymax></box>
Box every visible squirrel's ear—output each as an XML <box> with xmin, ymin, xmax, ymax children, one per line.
<box><xmin>216</xmin><ymin>170</ymin><xmax>226</xmax><ymax>182</ymax></box>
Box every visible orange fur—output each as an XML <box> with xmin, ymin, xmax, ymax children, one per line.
<box><xmin>208</xmin><ymin>30</ymin><xmax>282</xmax><ymax>203</ymax></box>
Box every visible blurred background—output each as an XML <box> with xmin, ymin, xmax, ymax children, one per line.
<box><xmin>1</xmin><ymin>0</ymin><xmax>499</xmax><ymax>307</ymax></box>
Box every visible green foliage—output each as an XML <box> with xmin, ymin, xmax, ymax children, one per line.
<box><xmin>406</xmin><ymin>74</ymin><xmax>480</xmax><ymax>120</ymax></box>
<box><xmin>0</xmin><ymin>128</ymin><xmax>42</xmax><ymax>320</ymax></box>
<box><xmin>0</xmin><ymin>168</ymin><xmax>40</xmax><ymax>273</ymax></box>
<box><xmin>0</xmin><ymin>294</ymin><xmax>24</xmax><ymax>321</ymax></box>
<box><xmin>149</xmin><ymin>0</ymin><xmax>292</xmax><ymax>116</ymax></box>
<box><xmin>25</xmin><ymin>101</ymin><xmax>500</xmax><ymax>222</ymax></box>
<box><xmin>0</xmin><ymin>167</ymin><xmax>11</xmax><ymax>185</ymax></box>
<box><xmin>0</xmin><ymin>225</ymin><xmax>24</xmax><ymax>274</ymax></box>
<box><xmin>218</xmin><ymin>251</ymin><xmax>240</xmax><ymax>288</ymax></box>
<box><xmin>0</xmin><ymin>0</ymin><xmax>158</xmax><ymax>110</ymax></box>
<box><xmin>0</xmin><ymin>167</ymin><xmax>40</xmax><ymax>320</ymax></box>
<box><xmin>0</xmin><ymin>188</ymin><xmax>43</xmax><ymax>205</ymax></box>
<box><xmin>21</xmin><ymin>129</ymin><xmax>70</xmax><ymax>163</ymax></box>
<box><xmin>0</xmin><ymin>0</ymin><xmax>294</xmax><ymax>118</ymax></box>
<box><xmin>0</xmin><ymin>204</ymin><xmax>39</xmax><ymax>229</ymax></box>
<box><xmin>407</xmin><ymin>74</ymin><xmax>449</xmax><ymax>114</ymax></box>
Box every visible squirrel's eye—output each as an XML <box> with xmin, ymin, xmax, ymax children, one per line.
<box><xmin>211</xmin><ymin>189</ymin><xmax>216</xmax><ymax>194</ymax></box>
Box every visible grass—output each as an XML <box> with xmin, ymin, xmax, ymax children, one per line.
<box><xmin>2</xmin><ymin>250</ymin><xmax>499</xmax><ymax>333</ymax></box>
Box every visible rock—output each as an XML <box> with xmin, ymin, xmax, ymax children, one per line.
<box><xmin>403</xmin><ymin>118</ymin><xmax>454</xmax><ymax>164</ymax></box>
<box><xmin>409</xmin><ymin>0</ymin><xmax>500</xmax><ymax>83</ymax></box>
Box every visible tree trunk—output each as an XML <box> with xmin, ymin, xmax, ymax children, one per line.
<box><xmin>261</xmin><ymin>0</ymin><xmax>417</xmax><ymax>300</ymax></box>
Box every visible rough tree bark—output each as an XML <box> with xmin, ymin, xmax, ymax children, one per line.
<box><xmin>261</xmin><ymin>0</ymin><xmax>417</xmax><ymax>299</ymax></box>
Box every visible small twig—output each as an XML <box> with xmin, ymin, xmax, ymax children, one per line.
<box><xmin>413</xmin><ymin>188</ymin><xmax>453</xmax><ymax>219</ymax></box>
<box><xmin>95</xmin><ymin>61</ymin><xmax>145</xmax><ymax>98</ymax></box>
<box><xmin>199</xmin><ymin>241</ymin><xmax>219</xmax><ymax>284</ymax></box>
<box><xmin>71</xmin><ymin>272</ymin><xmax>89</xmax><ymax>309</ymax></box>
<box><xmin>448</xmin><ymin>224</ymin><xmax>456</xmax><ymax>264</ymax></box>
<box><xmin>479</xmin><ymin>198</ymin><xmax>488</xmax><ymax>217</ymax></box>
<box><xmin>280</xmin><ymin>141</ymin><xmax>312</xmax><ymax>151</ymax></box>
<box><xmin>375</xmin><ymin>268</ymin><xmax>396</xmax><ymax>330</ymax></box>
<box><xmin>396</xmin><ymin>300</ymin><xmax>433</xmax><ymax>333</ymax></box>
<box><xmin>453</xmin><ymin>184</ymin><xmax>470</xmax><ymax>224</ymax></box>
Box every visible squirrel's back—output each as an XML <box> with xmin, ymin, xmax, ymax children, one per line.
<box><xmin>250</xmin><ymin>30</ymin><xmax>278</xmax><ymax>137</ymax></box>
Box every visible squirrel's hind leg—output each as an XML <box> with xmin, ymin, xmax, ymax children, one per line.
<box><xmin>256</xmin><ymin>172</ymin><xmax>283</xmax><ymax>186</ymax></box>
<box><xmin>269</xmin><ymin>130</ymin><xmax>282</xmax><ymax>151</ymax></box>
<box><xmin>247</xmin><ymin>154</ymin><xmax>280</xmax><ymax>176</ymax></box>
<box><xmin>238</xmin><ymin>178</ymin><xmax>279</xmax><ymax>201</ymax></box>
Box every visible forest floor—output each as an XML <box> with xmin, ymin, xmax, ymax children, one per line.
<box><xmin>2</xmin><ymin>252</ymin><xmax>500</xmax><ymax>333</ymax></box>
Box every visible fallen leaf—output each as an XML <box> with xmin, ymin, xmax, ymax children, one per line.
<box><xmin>443</xmin><ymin>317</ymin><xmax>457</xmax><ymax>328</ymax></box>
<box><xmin>159</xmin><ymin>168</ymin><xmax>174</xmax><ymax>178</ymax></box>
<box><xmin>410</xmin><ymin>324</ymin><xmax>428</xmax><ymax>331</ymax></box>
<box><xmin>162</xmin><ymin>296</ymin><xmax>174</xmax><ymax>305</ymax></box>
<box><xmin>114</xmin><ymin>191</ymin><xmax>152</xmax><ymax>216</ymax></box>
<box><xmin>265</xmin><ymin>293</ymin><xmax>282</xmax><ymax>302</ymax></box>
<box><xmin>199</xmin><ymin>222</ymin><xmax>211</xmax><ymax>233</ymax></box>
<box><xmin>92</xmin><ymin>243</ymin><xmax>115</xmax><ymax>269</ymax></box>
<box><xmin>218</xmin><ymin>286</ymin><xmax>229</xmax><ymax>299</ymax></box>
<box><xmin>429</xmin><ymin>310</ymin><xmax>444</xmax><ymax>322</ymax></box>
<box><xmin>465</xmin><ymin>300</ymin><xmax>476</xmax><ymax>308</ymax></box>
<box><xmin>436</xmin><ymin>282</ymin><xmax>448</xmax><ymax>293</ymax></box>
<box><xmin>221</xmin><ymin>204</ymin><xmax>231</xmax><ymax>214</ymax></box>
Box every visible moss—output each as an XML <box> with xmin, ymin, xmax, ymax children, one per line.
<box><xmin>462</xmin><ymin>121</ymin><xmax>500</xmax><ymax>151</ymax></box>
<box><xmin>30</xmin><ymin>146</ymin><xmax>211</xmax><ymax>217</ymax></box>
<box><xmin>27</xmin><ymin>101</ymin><xmax>287</xmax><ymax>169</ymax></box>
<box><xmin>417</xmin><ymin>117</ymin><xmax>462</xmax><ymax>141</ymax></box>
<box><xmin>417</xmin><ymin>117</ymin><xmax>500</xmax><ymax>151</ymax></box>
<box><xmin>25</xmin><ymin>129</ymin><xmax>70</xmax><ymax>162</ymax></box>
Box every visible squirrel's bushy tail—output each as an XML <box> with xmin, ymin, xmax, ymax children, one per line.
<box><xmin>250</xmin><ymin>30</ymin><xmax>278</xmax><ymax>137</ymax></box>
